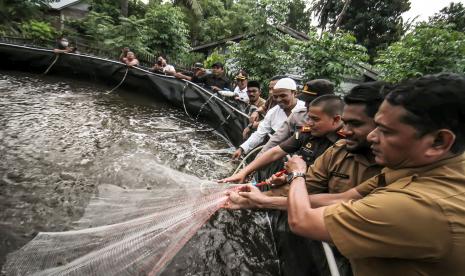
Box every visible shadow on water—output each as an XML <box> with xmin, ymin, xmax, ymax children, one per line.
<box><xmin>0</xmin><ymin>70</ymin><xmax>280</xmax><ymax>274</ymax></box>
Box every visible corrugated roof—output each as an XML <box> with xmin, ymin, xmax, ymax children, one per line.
<box><xmin>48</xmin><ymin>0</ymin><xmax>81</xmax><ymax>10</ymax></box>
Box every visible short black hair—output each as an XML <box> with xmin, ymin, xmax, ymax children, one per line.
<box><xmin>344</xmin><ymin>81</ymin><xmax>391</xmax><ymax>118</ymax></box>
<box><xmin>247</xmin><ymin>80</ymin><xmax>261</xmax><ymax>90</ymax></box>
<box><xmin>385</xmin><ymin>73</ymin><xmax>465</xmax><ymax>154</ymax></box>
<box><xmin>212</xmin><ymin>62</ymin><xmax>224</xmax><ymax>69</ymax></box>
<box><xmin>309</xmin><ymin>94</ymin><xmax>344</xmax><ymax>117</ymax></box>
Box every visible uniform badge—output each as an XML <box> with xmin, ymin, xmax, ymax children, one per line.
<box><xmin>305</xmin><ymin>142</ymin><xmax>312</xmax><ymax>149</ymax></box>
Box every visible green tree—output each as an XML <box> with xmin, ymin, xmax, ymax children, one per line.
<box><xmin>290</xmin><ymin>30</ymin><xmax>369</xmax><ymax>86</ymax></box>
<box><xmin>375</xmin><ymin>23</ymin><xmax>465</xmax><ymax>82</ymax></box>
<box><xmin>226</xmin><ymin>0</ymin><xmax>293</xmax><ymax>83</ymax></box>
<box><xmin>286</xmin><ymin>0</ymin><xmax>312</xmax><ymax>33</ymax></box>
<box><xmin>312</xmin><ymin>0</ymin><xmax>411</xmax><ymax>61</ymax></box>
<box><xmin>20</xmin><ymin>20</ymin><xmax>57</xmax><ymax>41</ymax></box>
<box><xmin>430</xmin><ymin>2</ymin><xmax>465</xmax><ymax>32</ymax></box>
<box><xmin>0</xmin><ymin>0</ymin><xmax>55</xmax><ymax>32</ymax></box>
<box><xmin>144</xmin><ymin>4</ymin><xmax>190</xmax><ymax>59</ymax></box>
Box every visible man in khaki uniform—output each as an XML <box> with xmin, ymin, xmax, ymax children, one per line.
<box><xmin>285</xmin><ymin>73</ymin><xmax>465</xmax><ymax>276</ymax></box>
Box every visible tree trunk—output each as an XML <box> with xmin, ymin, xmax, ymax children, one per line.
<box><xmin>332</xmin><ymin>0</ymin><xmax>351</xmax><ymax>32</ymax></box>
<box><xmin>121</xmin><ymin>0</ymin><xmax>128</xmax><ymax>17</ymax></box>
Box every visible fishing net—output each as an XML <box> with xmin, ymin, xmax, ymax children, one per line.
<box><xmin>2</xmin><ymin>164</ymin><xmax>279</xmax><ymax>276</ymax></box>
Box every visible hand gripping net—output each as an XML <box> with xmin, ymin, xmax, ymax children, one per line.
<box><xmin>3</xmin><ymin>171</ymin><xmax>239</xmax><ymax>275</ymax></box>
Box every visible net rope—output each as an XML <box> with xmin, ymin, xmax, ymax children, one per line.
<box><xmin>3</xmin><ymin>168</ymin><xmax>239</xmax><ymax>276</ymax></box>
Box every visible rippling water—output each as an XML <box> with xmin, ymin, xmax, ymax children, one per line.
<box><xmin>0</xmin><ymin>71</ymin><xmax>279</xmax><ymax>275</ymax></box>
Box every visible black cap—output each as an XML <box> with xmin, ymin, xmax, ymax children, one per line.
<box><xmin>297</xmin><ymin>79</ymin><xmax>335</xmax><ymax>103</ymax></box>
<box><xmin>211</xmin><ymin>62</ymin><xmax>224</xmax><ymax>69</ymax></box>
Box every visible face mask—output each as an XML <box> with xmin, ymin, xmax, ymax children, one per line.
<box><xmin>61</xmin><ymin>40</ymin><xmax>69</xmax><ymax>47</ymax></box>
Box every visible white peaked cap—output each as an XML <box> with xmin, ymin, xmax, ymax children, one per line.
<box><xmin>274</xmin><ymin>77</ymin><xmax>297</xmax><ymax>91</ymax></box>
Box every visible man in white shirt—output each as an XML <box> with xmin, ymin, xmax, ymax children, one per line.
<box><xmin>151</xmin><ymin>56</ymin><xmax>176</xmax><ymax>75</ymax></box>
<box><xmin>232</xmin><ymin>77</ymin><xmax>305</xmax><ymax>159</ymax></box>
<box><xmin>233</xmin><ymin>71</ymin><xmax>249</xmax><ymax>103</ymax></box>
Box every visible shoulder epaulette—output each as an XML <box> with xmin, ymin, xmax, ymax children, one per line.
<box><xmin>300</xmin><ymin>125</ymin><xmax>312</xmax><ymax>133</ymax></box>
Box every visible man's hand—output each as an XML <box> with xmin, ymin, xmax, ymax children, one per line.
<box><xmin>249</xmin><ymin>111</ymin><xmax>260</xmax><ymax>124</ymax></box>
<box><xmin>237</xmin><ymin>185</ymin><xmax>270</xmax><ymax>208</ymax></box>
<box><xmin>223</xmin><ymin>185</ymin><xmax>269</xmax><ymax>209</ymax></box>
<box><xmin>218</xmin><ymin>171</ymin><xmax>247</xmax><ymax>184</ymax></box>
<box><xmin>223</xmin><ymin>190</ymin><xmax>255</xmax><ymax>209</ymax></box>
<box><xmin>243</xmin><ymin>127</ymin><xmax>251</xmax><ymax>140</ymax></box>
<box><xmin>285</xmin><ymin>155</ymin><xmax>307</xmax><ymax>174</ymax></box>
<box><xmin>269</xmin><ymin>174</ymin><xmax>287</xmax><ymax>186</ymax></box>
<box><xmin>211</xmin><ymin>86</ymin><xmax>221</xmax><ymax>92</ymax></box>
<box><xmin>231</xmin><ymin>147</ymin><xmax>243</xmax><ymax>160</ymax></box>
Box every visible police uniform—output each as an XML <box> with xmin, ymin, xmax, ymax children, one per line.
<box><xmin>279</xmin><ymin>127</ymin><xmax>344</xmax><ymax>166</ymax></box>
<box><xmin>265</xmin><ymin>129</ymin><xmax>345</xmax><ymax>198</ymax></box>
<box><xmin>324</xmin><ymin>153</ymin><xmax>465</xmax><ymax>276</ymax></box>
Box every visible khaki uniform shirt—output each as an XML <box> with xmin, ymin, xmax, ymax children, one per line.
<box><xmin>254</xmin><ymin>97</ymin><xmax>266</xmax><ymax>109</ymax></box>
<box><xmin>307</xmin><ymin>140</ymin><xmax>382</xmax><ymax>194</ymax></box>
<box><xmin>324</xmin><ymin>153</ymin><xmax>465</xmax><ymax>276</ymax></box>
<box><xmin>279</xmin><ymin>130</ymin><xmax>342</xmax><ymax>166</ymax></box>
<box><xmin>269</xmin><ymin>140</ymin><xmax>381</xmax><ymax>197</ymax></box>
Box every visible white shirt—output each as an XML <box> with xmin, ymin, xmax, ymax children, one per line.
<box><xmin>163</xmin><ymin>64</ymin><xmax>176</xmax><ymax>74</ymax></box>
<box><xmin>240</xmin><ymin>100</ymin><xmax>306</xmax><ymax>154</ymax></box>
<box><xmin>234</xmin><ymin>86</ymin><xmax>249</xmax><ymax>103</ymax></box>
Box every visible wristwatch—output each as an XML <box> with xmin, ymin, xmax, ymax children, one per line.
<box><xmin>286</xmin><ymin>172</ymin><xmax>306</xmax><ymax>184</ymax></box>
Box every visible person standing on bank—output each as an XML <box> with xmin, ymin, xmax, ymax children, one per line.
<box><xmin>243</xmin><ymin>80</ymin><xmax>266</xmax><ymax>139</ymax></box>
<box><xmin>151</xmin><ymin>56</ymin><xmax>176</xmax><ymax>75</ymax></box>
<box><xmin>192</xmin><ymin>62</ymin><xmax>231</xmax><ymax>92</ymax></box>
<box><xmin>232</xmin><ymin>77</ymin><xmax>305</xmax><ymax>159</ymax></box>
<box><xmin>285</xmin><ymin>73</ymin><xmax>465</xmax><ymax>276</ymax></box>
<box><xmin>233</xmin><ymin>71</ymin><xmax>249</xmax><ymax>103</ymax></box>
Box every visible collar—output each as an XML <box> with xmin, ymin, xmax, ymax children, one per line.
<box><xmin>381</xmin><ymin>153</ymin><xmax>465</xmax><ymax>186</ymax></box>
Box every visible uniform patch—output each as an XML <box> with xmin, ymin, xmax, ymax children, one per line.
<box><xmin>330</xmin><ymin>171</ymin><xmax>350</xmax><ymax>179</ymax></box>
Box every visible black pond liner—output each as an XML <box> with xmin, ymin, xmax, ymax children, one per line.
<box><xmin>0</xmin><ymin>42</ymin><xmax>248</xmax><ymax>147</ymax></box>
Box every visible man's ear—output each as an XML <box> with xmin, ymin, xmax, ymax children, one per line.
<box><xmin>425</xmin><ymin>129</ymin><xmax>456</xmax><ymax>157</ymax></box>
<box><xmin>332</xmin><ymin>114</ymin><xmax>342</xmax><ymax>125</ymax></box>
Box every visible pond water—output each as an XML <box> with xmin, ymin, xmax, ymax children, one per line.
<box><xmin>0</xmin><ymin>71</ymin><xmax>280</xmax><ymax>275</ymax></box>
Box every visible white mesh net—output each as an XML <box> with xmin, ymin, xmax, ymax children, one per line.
<box><xmin>3</xmin><ymin>166</ymin><xmax>244</xmax><ymax>276</ymax></box>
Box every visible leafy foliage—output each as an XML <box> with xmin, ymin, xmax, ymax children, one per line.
<box><xmin>79</xmin><ymin>3</ymin><xmax>190</xmax><ymax>60</ymax></box>
<box><xmin>0</xmin><ymin>0</ymin><xmax>57</xmax><ymax>34</ymax></box>
<box><xmin>285</xmin><ymin>0</ymin><xmax>312</xmax><ymax>33</ymax></box>
<box><xmin>20</xmin><ymin>20</ymin><xmax>57</xmax><ymax>41</ymax></box>
<box><xmin>375</xmin><ymin>23</ymin><xmax>465</xmax><ymax>82</ymax></box>
<box><xmin>204</xmin><ymin>51</ymin><xmax>226</xmax><ymax>69</ymax></box>
<box><xmin>312</xmin><ymin>0</ymin><xmax>410</xmax><ymax>61</ymax></box>
<box><xmin>291</xmin><ymin>31</ymin><xmax>369</xmax><ymax>86</ymax></box>
<box><xmin>430</xmin><ymin>2</ymin><xmax>465</xmax><ymax>32</ymax></box>
<box><xmin>144</xmin><ymin>4</ymin><xmax>190</xmax><ymax>59</ymax></box>
<box><xmin>225</xmin><ymin>0</ymin><xmax>295</xmax><ymax>82</ymax></box>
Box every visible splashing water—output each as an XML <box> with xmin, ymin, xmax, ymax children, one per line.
<box><xmin>0</xmin><ymin>71</ymin><xmax>280</xmax><ymax>275</ymax></box>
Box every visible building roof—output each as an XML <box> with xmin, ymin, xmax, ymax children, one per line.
<box><xmin>48</xmin><ymin>0</ymin><xmax>82</xmax><ymax>10</ymax></box>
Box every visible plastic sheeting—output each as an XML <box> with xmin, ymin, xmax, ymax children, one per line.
<box><xmin>0</xmin><ymin>42</ymin><xmax>248</xmax><ymax>147</ymax></box>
